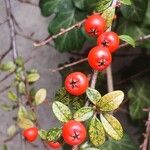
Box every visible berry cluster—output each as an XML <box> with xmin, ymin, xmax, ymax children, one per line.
<box><xmin>65</xmin><ymin>14</ymin><xmax>120</xmax><ymax>96</ymax></box>
<box><xmin>22</xmin><ymin>14</ymin><xmax>120</xmax><ymax>149</ymax></box>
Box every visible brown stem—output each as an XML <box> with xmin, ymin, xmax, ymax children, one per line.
<box><xmin>141</xmin><ymin>109</ymin><xmax>150</xmax><ymax>150</ymax></box>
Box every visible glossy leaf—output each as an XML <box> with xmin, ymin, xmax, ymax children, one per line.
<box><xmin>102</xmin><ymin>7</ymin><xmax>115</xmax><ymax>28</ymax></box>
<box><xmin>86</xmin><ymin>88</ymin><xmax>101</xmax><ymax>105</ymax></box>
<box><xmin>46</xmin><ymin>128</ymin><xmax>62</xmax><ymax>141</ymax></box>
<box><xmin>98</xmin><ymin>91</ymin><xmax>124</xmax><ymax>112</ymax></box>
<box><xmin>18</xmin><ymin>118</ymin><xmax>34</xmax><ymax>129</ymax></box>
<box><xmin>128</xmin><ymin>81</ymin><xmax>150</xmax><ymax>120</ymax></box>
<box><xmin>35</xmin><ymin>88</ymin><xmax>47</xmax><ymax>105</ymax></box>
<box><xmin>96</xmin><ymin>0</ymin><xmax>112</xmax><ymax>12</ymax></box>
<box><xmin>7</xmin><ymin>91</ymin><xmax>18</xmax><ymax>102</ymax></box>
<box><xmin>49</xmin><ymin>10</ymin><xmax>85</xmax><ymax>52</ymax></box>
<box><xmin>27</xmin><ymin>73</ymin><xmax>40</xmax><ymax>83</ymax></box>
<box><xmin>72</xmin><ymin>0</ymin><xmax>85</xmax><ymax>10</ymax></box>
<box><xmin>52</xmin><ymin>101</ymin><xmax>72</xmax><ymax>122</ymax></box>
<box><xmin>119</xmin><ymin>35</ymin><xmax>135</xmax><ymax>47</ymax></box>
<box><xmin>89</xmin><ymin>116</ymin><xmax>105</xmax><ymax>146</ymax></box>
<box><xmin>74</xmin><ymin>107</ymin><xmax>94</xmax><ymax>121</ymax></box>
<box><xmin>15</xmin><ymin>56</ymin><xmax>24</xmax><ymax>67</ymax></box>
<box><xmin>120</xmin><ymin>0</ymin><xmax>148</xmax><ymax>22</ymax></box>
<box><xmin>100</xmin><ymin>113</ymin><xmax>123</xmax><ymax>140</ymax></box>
<box><xmin>38</xmin><ymin>129</ymin><xmax>47</xmax><ymax>140</ymax></box>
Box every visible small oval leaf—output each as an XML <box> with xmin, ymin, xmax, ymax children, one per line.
<box><xmin>98</xmin><ymin>90</ymin><xmax>124</xmax><ymax>112</ymax></box>
<box><xmin>86</xmin><ymin>88</ymin><xmax>101</xmax><ymax>105</ymax></box>
<box><xmin>7</xmin><ymin>125</ymin><xmax>17</xmax><ymax>137</ymax></box>
<box><xmin>7</xmin><ymin>91</ymin><xmax>17</xmax><ymax>102</ymax></box>
<box><xmin>52</xmin><ymin>101</ymin><xmax>72</xmax><ymax>122</ymax></box>
<box><xmin>0</xmin><ymin>61</ymin><xmax>16</xmax><ymax>72</ymax></box>
<box><xmin>74</xmin><ymin>107</ymin><xmax>94</xmax><ymax>121</ymax></box>
<box><xmin>89</xmin><ymin>116</ymin><xmax>105</xmax><ymax>147</ymax></box>
<box><xmin>27</xmin><ymin>73</ymin><xmax>40</xmax><ymax>83</ymax></box>
<box><xmin>18</xmin><ymin>106</ymin><xmax>28</xmax><ymax>120</ymax></box>
<box><xmin>119</xmin><ymin>35</ymin><xmax>135</xmax><ymax>47</ymax></box>
<box><xmin>18</xmin><ymin>82</ymin><xmax>25</xmax><ymax>94</ymax></box>
<box><xmin>120</xmin><ymin>0</ymin><xmax>132</xmax><ymax>5</ymax></box>
<box><xmin>18</xmin><ymin>118</ymin><xmax>34</xmax><ymax>129</ymax></box>
<box><xmin>35</xmin><ymin>88</ymin><xmax>47</xmax><ymax>105</ymax></box>
<box><xmin>100</xmin><ymin>113</ymin><xmax>123</xmax><ymax>140</ymax></box>
<box><xmin>46</xmin><ymin>128</ymin><xmax>62</xmax><ymax>141</ymax></box>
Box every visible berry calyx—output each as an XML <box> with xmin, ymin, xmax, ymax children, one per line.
<box><xmin>84</xmin><ymin>14</ymin><xmax>106</xmax><ymax>37</ymax></box>
<box><xmin>88</xmin><ymin>46</ymin><xmax>112</xmax><ymax>71</ymax></box>
<box><xmin>62</xmin><ymin>120</ymin><xmax>86</xmax><ymax>145</ymax></box>
<box><xmin>65</xmin><ymin>72</ymin><xmax>89</xmax><ymax>96</ymax></box>
<box><xmin>97</xmin><ymin>31</ymin><xmax>120</xmax><ymax>53</ymax></box>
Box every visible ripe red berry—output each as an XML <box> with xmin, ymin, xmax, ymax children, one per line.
<box><xmin>23</xmin><ymin>127</ymin><xmax>38</xmax><ymax>142</ymax></box>
<box><xmin>48</xmin><ymin>141</ymin><xmax>61</xmax><ymax>149</ymax></box>
<box><xmin>65</xmin><ymin>72</ymin><xmax>89</xmax><ymax>96</ymax></box>
<box><xmin>88</xmin><ymin>46</ymin><xmax>112</xmax><ymax>71</ymax></box>
<box><xmin>97</xmin><ymin>32</ymin><xmax>120</xmax><ymax>53</ymax></box>
<box><xmin>62</xmin><ymin>120</ymin><xmax>86</xmax><ymax>145</ymax></box>
<box><xmin>84</xmin><ymin>14</ymin><xmax>106</xmax><ymax>37</ymax></box>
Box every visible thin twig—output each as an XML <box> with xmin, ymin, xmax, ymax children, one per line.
<box><xmin>141</xmin><ymin>109</ymin><xmax>150</xmax><ymax>150</ymax></box>
<box><xmin>0</xmin><ymin>19</ymin><xmax>8</xmax><ymax>26</ymax></box>
<box><xmin>34</xmin><ymin>20</ymin><xmax>85</xmax><ymax>47</ymax></box>
<box><xmin>0</xmin><ymin>47</ymin><xmax>11</xmax><ymax>62</ymax></box>
<box><xmin>48</xmin><ymin>34</ymin><xmax>150</xmax><ymax>73</ymax></box>
<box><xmin>0</xmin><ymin>131</ymin><xmax>19</xmax><ymax>144</ymax></box>
<box><xmin>17</xmin><ymin>0</ymin><xmax>38</xmax><ymax>7</ymax></box>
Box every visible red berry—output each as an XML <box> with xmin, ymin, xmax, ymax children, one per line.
<box><xmin>62</xmin><ymin>120</ymin><xmax>86</xmax><ymax>145</ymax></box>
<box><xmin>48</xmin><ymin>141</ymin><xmax>61</xmax><ymax>149</ymax></box>
<box><xmin>23</xmin><ymin>127</ymin><xmax>38</xmax><ymax>142</ymax></box>
<box><xmin>97</xmin><ymin>32</ymin><xmax>120</xmax><ymax>53</ymax></box>
<box><xmin>84</xmin><ymin>14</ymin><xmax>106</xmax><ymax>37</ymax></box>
<box><xmin>88</xmin><ymin>46</ymin><xmax>112</xmax><ymax>71</ymax></box>
<box><xmin>65</xmin><ymin>72</ymin><xmax>89</xmax><ymax>96</ymax></box>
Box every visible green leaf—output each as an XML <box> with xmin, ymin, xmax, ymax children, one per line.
<box><xmin>49</xmin><ymin>10</ymin><xmax>85</xmax><ymax>52</ymax></box>
<box><xmin>119</xmin><ymin>35</ymin><xmax>135</xmax><ymax>47</ymax></box>
<box><xmin>0</xmin><ymin>61</ymin><xmax>16</xmax><ymax>72</ymax></box>
<box><xmin>0</xmin><ymin>104</ymin><xmax>11</xmax><ymax>111</ymax></box>
<box><xmin>18</xmin><ymin>106</ymin><xmax>28</xmax><ymax>120</ymax></box>
<box><xmin>86</xmin><ymin>88</ymin><xmax>101</xmax><ymax>105</ymax></box>
<box><xmin>74</xmin><ymin>107</ymin><xmax>94</xmax><ymax>121</ymax></box>
<box><xmin>27</xmin><ymin>110</ymin><xmax>37</xmax><ymax>121</ymax></box>
<box><xmin>99</xmin><ymin>134</ymin><xmax>139</xmax><ymax>150</ymax></box>
<box><xmin>120</xmin><ymin>0</ymin><xmax>132</xmax><ymax>5</ymax></box>
<box><xmin>18</xmin><ymin>82</ymin><xmax>26</xmax><ymax>94</ymax></box>
<box><xmin>89</xmin><ymin>116</ymin><xmax>105</xmax><ymax>146</ymax></box>
<box><xmin>54</xmin><ymin>87</ymin><xmax>84</xmax><ymax>112</ymax></box>
<box><xmin>52</xmin><ymin>101</ymin><xmax>72</xmax><ymax>122</ymax></box>
<box><xmin>120</xmin><ymin>0</ymin><xmax>148</xmax><ymax>22</ymax></box>
<box><xmin>72</xmin><ymin>0</ymin><xmax>85</xmax><ymax>10</ymax></box>
<box><xmin>96</xmin><ymin>0</ymin><xmax>112</xmax><ymax>13</ymax></box>
<box><xmin>35</xmin><ymin>88</ymin><xmax>47</xmax><ymax>105</ymax></box>
<box><xmin>46</xmin><ymin>128</ymin><xmax>62</xmax><ymax>141</ymax></box>
<box><xmin>102</xmin><ymin>7</ymin><xmax>115</xmax><ymax>28</ymax></box>
<box><xmin>7</xmin><ymin>91</ymin><xmax>18</xmax><ymax>102</ymax></box>
<box><xmin>27</xmin><ymin>73</ymin><xmax>40</xmax><ymax>83</ymax></box>
<box><xmin>128</xmin><ymin>81</ymin><xmax>150</xmax><ymax>120</ymax></box>
<box><xmin>39</xmin><ymin>0</ymin><xmax>73</xmax><ymax>16</ymax></box>
<box><xmin>15</xmin><ymin>56</ymin><xmax>24</xmax><ymax>67</ymax></box>
<box><xmin>38</xmin><ymin>129</ymin><xmax>47</xmax><ymax>140</ymax></box>
<box><xmin>98</xmin><ymin>91</ymin><xmax>124</xmax><ymax>112</ymax></box>
<box><xmin>18</xmin><ymin>118</ymin><xmax>34</xmax><ymax>129</ymax></box>
<box><xmin>7</xmin><ymin>125</ymin><xmax>17</xmax><ymax>137</ymax></box>
<box><xmin>100</xmin><ymin>113</ymin><xmax>123</xmax><ymax>140</ymax></box>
